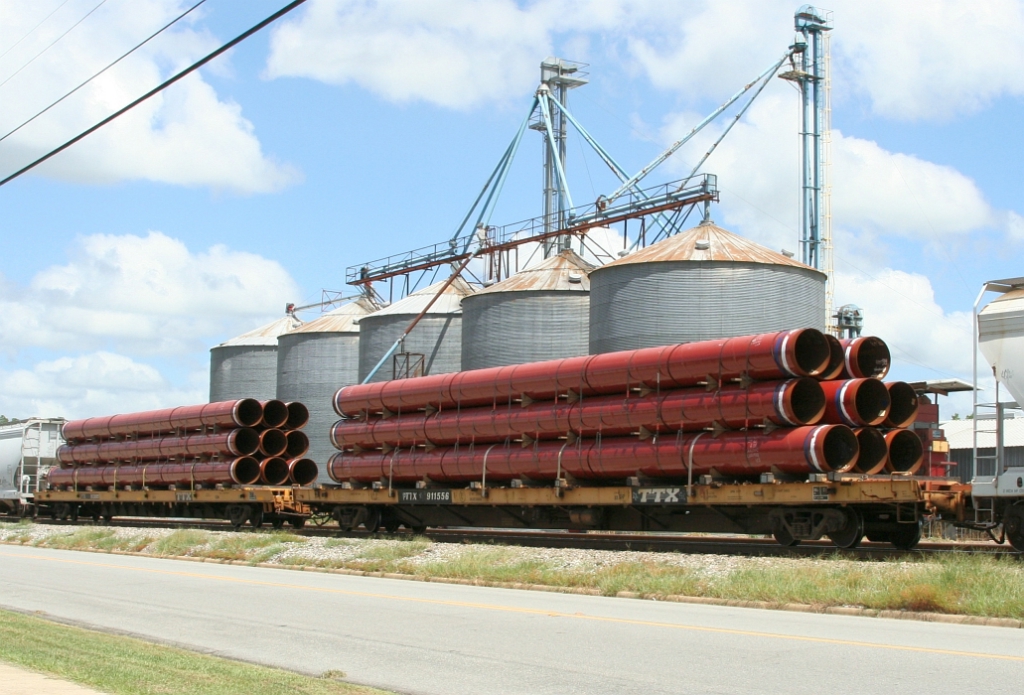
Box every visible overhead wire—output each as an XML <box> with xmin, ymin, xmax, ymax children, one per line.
<box><xmin>0</xmin><ymin>0</ymin><xmax>310</xmax><ymax>189</ymax></box>
<box><xmin>0</xmin><ymin>0</ymin><xmax>208</xmax><ymax>144</ymax></box>
<box><xmin>0</xmin><ymin>0</ymin><xmax>73</xmax><ymax>61</ymax></box>
<box><xmin>0</xmin><ymin>0</ymin><xmax>110</xmax><ymax>89</ymax></box>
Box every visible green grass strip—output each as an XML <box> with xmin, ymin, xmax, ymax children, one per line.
<box><xmin>0</xmin><ymin>608</ymin><xmax>389</xmax><ymax>695</ymax></box>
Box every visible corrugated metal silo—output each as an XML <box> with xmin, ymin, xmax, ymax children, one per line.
<box><xmin>358</xmin><ymin>278</ymin><xmax>473</xmax><ymax>383</ymax></box>
<box><xmin>277</xmin><ymin>298</ymin><xmax>377</xmax><ymax>479</ymax></box>
<box><xmin>589</xmin><ymin>220</ymin><xmax>826</xmax><ymax>354</ymax></box>
<box><xmin>210</xmin><ymin>315</ymin><xmax>301</xmax><ymax>402</ymax></box>
<box><xmin>461</xmin><ymin>250</ymin><xmax>595</xmax><ymax>369</ymax></box>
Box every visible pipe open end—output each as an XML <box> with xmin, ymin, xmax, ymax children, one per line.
<box><xmin>260</xmin><ymin>457</ymin><xmax>290</xmax><ymax>486</ymax></box>
<box><xmin>822</xmin><ymin>334</ymin><xmax>845</xmax><ymax>380</ymax></box>
<box><xmin>883</xmin><ymin>382</ymin><xmax>919</xmax><ymax>428</ymax></box>
<box><xmin>259</xmin><ymin>429</ymin><xmax>288</xmax><ymax>457</ymax></box>
<box><xmin>784</xmin><ymin>378</ymin><xmax>826</xmax><ymax>425</ymax></box>
<box><xmin>260</xmin><ymin>400</ymin><xmax>289</xmax><ymax>428</ymax></box>
<box><xmin>789</xmin><ymin>328</ymin><xmax>831</xmax><ymax>376</ymax></box>
<box><xmin>326</xmin><ymin>451</ymin><xmax>345</xmax><ymax>483</ymax></box>
<box><xmin>231</xmin><ymin>456</ymin><xmax>262</xmax><ymax>485</ymax></box>
<box><xmin>885</xmin><ymin>429</ymin><xmax>924</xmax><ymax>473</ymax></box>
<box><xmin>846</xmin><ymin>336</ymin><xmax>891</xmax><ymax>379</ymax></box>
<box><xmin>852</xmin><ymin>427</ymin><xmax>888</xmax><ymax>474</ymax></box>
<box><xmin>233</xmin><ymin>398</ymin><xmax>264</xmax><ymax>428</ymax></box>
<box><xmin>852</xmin><ymin>378</ymin><xmax>891</xmax><ymax>426</ymax></box>
<box><xmin>820</xmin><ymin>425</ymin><xmax>859</xmax><ymax>472</ymax></box>
<box><xmin>231</xmin><ymin>428</ymin><xmax>261</xmax><ymax>456</ymax></box>
<box><xmin>285</xmin><ymin>401</ymin><xmax>310</xmax><ymax>430</ymax></box>
<box><xmin>288</xmin><ymin>457</ymin><xmax>319</xmax><ymax>486</ymax></box>
<box><xmin>285</xmin><ymin>430</ymin><xmax>310</xmax><ymax>458</ymax></box>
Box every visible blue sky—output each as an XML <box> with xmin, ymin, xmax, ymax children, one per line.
<box><xmin>0</xmin><ymin>0</ymin><xmax>1021</xmax><ymax>419</ymax></box>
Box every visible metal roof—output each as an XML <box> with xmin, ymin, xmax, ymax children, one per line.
<box><xmin>906</xmin><ymin>379</ymin><xmax>975</xmax><ymax>396</ymax></box>
<box><xmin>473</xmin><ymin>250</ymin><xmax>595</xmax><ymax>295</ymax></box>
<box><xmin>284</xmin><ymin>297</ymin><xmax>377</xmax><ymax>335</ymax></box>
<box><xmin>942</xmin><ymin>418</ymin><xmax>1024</xmax><ymax>449</ymax></box>
<box><xmin>363</xmin><ymin>276</ymin><xmax>473</xmax><ymax>318</ymax></box>
<box><xmin>982</xmin><ymin>287</ymin><xmax>1024</xmax><ymax>314</ymax></box>
<box><xmin>216</xmin><ymin>315</ymin><xmax>303</xmax><ymax>347</ymax></box>
<box><xmin>600</xmin><ymin>220</ymin><xmax>824</xmax><ymax>275</ymax></box>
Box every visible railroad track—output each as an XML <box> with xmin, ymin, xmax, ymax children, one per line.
<box><xmin>25</xmin><ymin>517</ymin><xmax>1022</xmax><ymax>559</ymax></box>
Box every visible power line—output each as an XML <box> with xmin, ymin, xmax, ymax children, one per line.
<box><xmin>0</xmin><ymin>0</ymin><xmax>310</xmax><ymax>189</ymax></box>
<box><xmin>0</xmin><ymin>0</ymin><xmax>73</xmax><ymax>62</ymax></box>
<box><xmin>0</xmin><ymin>0</ymin><xmax>208</xmax><ymax>144</ymax></box>
<box><xmin>0</xmin><ymin>0</ymin><xmax>109</xmax><ymax>89</ymax></box>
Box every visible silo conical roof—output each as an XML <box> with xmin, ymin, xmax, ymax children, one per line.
<box><xmin>474</xmin><ymin>249</ymin><xmax>595</xmax><ymax>295</ymax></box>
<box><xmin>604</xmin><ymin>220</ymin><xmax>824</xmax><ymax>275</ymax></box>
<box><xmin>217</xmin><ymin>315</ymin><xmax>303</xmax><ymax>347</ymax></box>
<box><xmin>283</xmin><ymin>297</ymin><xmax>377</xmax><ymax>335</ymax></box>
<box><xmin>366</xmin><ymin>276</ymin><xmax>473</xmax><ymax>317</ymax></box>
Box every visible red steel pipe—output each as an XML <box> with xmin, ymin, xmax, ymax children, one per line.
<box><xmin>884</xmin><ymin>429</ymin><xmax>924</xmax><ymax>474</ymax></box>
<box><xmin>287</xmin><ymin>457</ymin><xmax>319</xmax><ymax>486</ymax></box>
<box><xmin>57</xmin><ymin>428</ymin><xmax>261</xmax><ymax>466</ymax></box>
<box><xmin>327</xmin><ymin>425</ymin><xmax>858</xmax><ymax>484</ymax></box>
<box><xmin>850</xmin><ymin>427</ymin><xmax>888</xmax><ymax>475</ymax></box>
<box><xmin>47</xmin><ymin>457</ymin><xmax>261</xmax><ymax>488</ymax></box>
<box><xmin>62</xmin><ymin>399</ymin><xmax>264</xmax><ymax>442</ymax></box>
<box><xmin>259</xmin><ymin>400</ymin><xmax>289</xmax><ymax>429</ymax></box>
<box><xmin>285</xmin><ymin>402</ymin><xmax>310</xmax><ymax>430</ymax></box>
<box><xmin>258</xmin><ymin>429</ymin><xmax>288</xmax><ymax>457</ymax></box>
<box><xmin>881</xmin><ymin>382</ymin><xmax>919</xmax><ymax>428</ymax></box>
<box><xmin>335</xmin><ymin>329</ymin><xmax>832</xmax><ymax>417</ymax></box>
<box><xmin>839</xmin><ymin>336</ymin><xmax>891</xmax><ymax>379</ymax></box>
<box><xmin>285</xmin><ymin>430</ymin><xmax>310</xmax><ymax>458</ymax></box>
<box><xmin>821</xmin><ymin>334</ymin><xmax>845</xmax><ymax>380</ymax></box>
<box><xmin>820</xmin><ymin>378</ymin><xmax>890</xmax><ymax>427</ymax></box>
<box><xmin>331</xmin><ymin>379</ymin><xmax>826</xmax><ymax>451</ymax></box>
<box><xmin>259</xmin><ymin>457</ymin><xmax>289</xmax><ymax>485</ymax></box>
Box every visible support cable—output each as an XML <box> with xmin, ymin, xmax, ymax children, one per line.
<box><xmin>0</xmin><ymin>0</ymin><xmax>309</xmax><ymax>189</ymax></box>
<box><xmin>0</xmin><ymin>0</ymin><xmax>208</xmax><ymax>144</ymax></box>
<box><xmin>0</xmin><ymin>0</ymin><xmax>109</xmax><ymax>89</ymax></box>
<box><xmin>0</xmin><ymin>0</ymin><xmax>73</xmax><ymax>62</ymax></box>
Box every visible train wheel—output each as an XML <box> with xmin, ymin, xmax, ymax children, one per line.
<box><xmin>226</xmin><ymin>505</ymin><xmax>248</xmax><ymax>530</ymax></box>
<box><xmin>828</xmin><ymin>509</ymin><xmax>864</xmax><ymax>549</ymax></box>
<box><xmin>69</xmin><ymin>505</ymin><xmax>79</xmax><ymax>523</ymax></box>
<box><xmin>361</xmin><ymin>507</ymin><xmax>381</xmax><ymax>533</ymax></box>
<box><xmin>289</xmin><ymin>517</ymin><xmax>306</xmax><ymax>530</ymax></box>
<box><xmin>410</xmin><ymin>525</ymin><xmax>427</xmax><ymax>535</ymax></box>
<box><xmin>773</xmin><ymin>527</ymin><xmax>801</xmax><ymax>547</ymax></box>
<box><xmin>890</xmin><ymin>522</ymin><xmax>922</xmax><ymax>551</ymax></box>
<box><xmin>1004</xmin><ymin>504</ymin><xmax>1024</xmax><ymax>552</ymax></box>
<box><xmin>249</xmin><ymin>507</ymin><xmax>265</xmax><ymax>529</ymax></box>
<box><xmin>271</xmin><ymin>518</ymin><xmax>285</xmax><ymax>529</ymax></box>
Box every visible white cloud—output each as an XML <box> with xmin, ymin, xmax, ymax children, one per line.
<box><xmin>0</xmin><ymin>0</ymin><xmax>298</xmax><ymax>192</ymax></box>
<box><xmin>0</xmin><ymin>352</ymin><xmax>204</xmax><ymax>420</ymax></box>
<box><xmin>0</xmin><ymin>231</ymin><xmax>301</xmax><ymax>356</ymax></box>
<box><xmin>266</xmin><ymin>0</ymin><xmax>557</xmax><ymax>109</ymax></box>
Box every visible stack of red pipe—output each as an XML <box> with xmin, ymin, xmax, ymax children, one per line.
<box><xmin>325</xmin><ymin>329</ymin><xmax>925</xmax><ymax>486</ymax></box>
<box><xmin>48</xmin><ymin>399</ymin><xmax>319</xmax><ymax>490</ymax></box>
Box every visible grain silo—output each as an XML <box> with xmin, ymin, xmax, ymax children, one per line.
<box><xmin>461</xmin><ymin>250</ymin><xmax>595</xmax><ymax>370</ymax></box>
<box><xmin>589</xmin><ymin>220</ymin><xmax>826</xmax><ymax>354</ymax></box>
<box><xmin>210</xmin><ymin>315</ymin><xmax>301</xmax><ymax>402</ymax></box>
<box><xmin>358</xmin><ymin>277</ymin><xmax>473</xmax><ymax>383</ymax></box>
<box><xmin>277</xmin><ymin>298</ymin><xmax>377</xmax><ymax>479</ymax></box>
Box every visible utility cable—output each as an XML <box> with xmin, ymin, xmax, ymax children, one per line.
<box><xmin>0</xmin><ymin>0</ymin><xmax>73</xmax><ymax>62</ymax></box>
<box><xmin>0</xmin><ymin>0</ymin><xmax>207</xmax><ymax>144</ymax></box>
<box><xmin>0</xmin><ymin>0</ymin><xmax>109</xmax><ymax>89</ymax></box>
<box><xmin>0</xmin><ymin>0</ymin><xmax>310</xmax><ymax>189</ymax></box>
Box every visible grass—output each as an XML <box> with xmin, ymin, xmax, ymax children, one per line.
<box><xmin>0</xmin><ymin>608</ymin><xmax>389</xmax><ymax>695</ymax></box>
<box><xmin>3</xmin><ymin>523</ymin><xmax>1023</xmax><ymax>619</ymax></box>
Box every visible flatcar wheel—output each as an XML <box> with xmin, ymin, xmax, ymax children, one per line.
<box><xmin>69</xmin><ymin>505</ymin><xmax>79</xmax><ymax>523</ymax></box>
<box><xmin>1004</xmin><ymin>504</ymin><xmax>1024</xmax><ymax>552</ymax></box>
<box><xmin>383</xmin><ymin>518</ymin><xmax>400</xmax><ymax>535</ymax></box>
<box><xmin>828</xmin><ymin>509</ymin><xmax>864</xmax><ymax>549</ymax></box>
<box><xmin>773</xmin><ymin>526</ymin><xmax>801</xmax><ymax>547</ymax></box>
<box><xmin>271</xmin><ymin>518</ymin><xmax>285</xmax><ymax>529</ymax></box>
<box><xmin>226</xmin><ymin>505</ymin><xmax>248</xmax><ymax>530</ymax></box>
<box><xmin>289</xmin><ymin>517</ymin><xmax>306</xmax><ymax>530</ymax></box>
<box><xmin>410</xmin><ymin>525</ymin><xmax>427</xmax><ymax>535</ymax></box>
<box><xmin>249</xmin><ymin>507</ymin><xmax>265</xmax><ymax>529</ymax></box>
<box><xmin>362</xmin><ymin>508</ymin><xmax>381</xmax><ymax>533</ymax></box>
<box><xmin>889</xmin><ymin>522</ymin><xmax>922</xmax><ymax>551</ymax></box>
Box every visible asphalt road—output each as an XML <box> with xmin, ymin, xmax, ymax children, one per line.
<box><xmin>0</xmin><ymin>545</ymin><xmax>1021</xmax><ymax>695</ymax></box>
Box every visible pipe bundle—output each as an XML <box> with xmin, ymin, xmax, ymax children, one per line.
<box><xmin>48</xmin><ymin>399</ymin><xmax>318</xmax><ymax>490</ymax></box>
<box><xmin>326</xmin><ymin>329</ymin><xmax>925</xmax><ymax>486</ymax></box>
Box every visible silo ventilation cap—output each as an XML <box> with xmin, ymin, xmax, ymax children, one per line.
<box><xmin>694</xmin><ymin>239</ymin><xmax>711</xmax><ymax>250</ymax></box>
<box><xmin>568</xmin><ymin>273</ymin><xmax>583</xmax><ymax>284</ymax></box>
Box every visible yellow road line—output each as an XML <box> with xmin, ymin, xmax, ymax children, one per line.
<box><xmin>3</xmin><ymin>550</ymin><xmax>1023</xmax><ymax>662</ymax></box>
